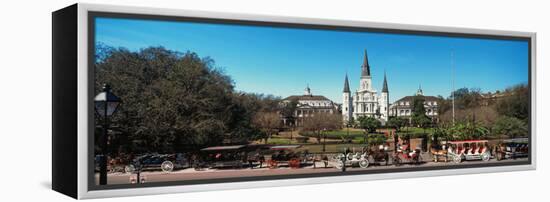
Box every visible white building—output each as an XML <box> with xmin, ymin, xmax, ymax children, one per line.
<box><xmin>342</xmin><ymin>50</ymin><xmax>390</xmax><ymax>125</ymax></box>
<box><xmin>281</xmin><ymin>85</ymin><xmax>338</xmax><ymax>126</ymax></box>
<box><xmin>388</xmin><ymin>86</ymin><xmax>440</xmax><ymax>120</ymax></box>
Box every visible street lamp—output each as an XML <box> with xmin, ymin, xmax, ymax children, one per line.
<box><xmin>94</xmin><ymin>84</ymin><xmax>121</xmax><ymax>185</ymax></box>
<box><xmin>322</xmin><ymin>128</ymin><xmax>327</xmax><ymax>152</ymax></box>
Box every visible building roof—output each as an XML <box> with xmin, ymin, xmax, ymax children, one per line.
<box><xmin>393</xmin><ymin>95</ymin><xmax>440</xmax><ymax>103</ymax></box>
<box><xmin>343</xmin><ymin>74</ymin><xmax>350</xmax><ymax>93</ymax></box>
<box><xmin>297</xmin><ymin>104</ymin><xmax>335</xmax><ymax>109</ymax></box>
<box><xmin>361</xmin><ymin>49</ymin><xmax>371</xmax><ymax>77</ymax></box>
<box><xmin>283</xmin><ymin>95</ymin><xmax>332</xmax><ymax>101</ymax></box>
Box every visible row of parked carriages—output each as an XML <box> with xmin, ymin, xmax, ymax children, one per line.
<box><xmin>118</xmin><ymin>144</ymin><xmax>316</xmax><ymax>173</ymax></box>
<box><xmin>113</xmin><ymin>138</ymin><xmax>529</xmax><ymax>173</ymax></box>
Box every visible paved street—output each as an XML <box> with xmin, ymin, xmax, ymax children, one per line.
<box><xmin>96</xmin><ymin>157</ymin><xmax>528</xmax><ymax>185</ymax></box>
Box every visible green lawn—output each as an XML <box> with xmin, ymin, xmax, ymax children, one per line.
<box><xmin>268</xmin><ymin>127</ymin><xmax>435</xmax><ymax>147</ymax></box>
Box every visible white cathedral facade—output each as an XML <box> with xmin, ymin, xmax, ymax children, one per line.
<box><xmin>342</xmin><ymin>50</ymin><xmax>390</xmax><ymax>125</ymax></box>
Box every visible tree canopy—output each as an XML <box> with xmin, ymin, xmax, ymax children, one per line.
<box><xmin>95</xmin><ymin>46</ymin><xmax>279</xmax><ymax>153</ymax></box>
<box><xmin>302</xmin><ymin>113</ymin><xmax>342</xmax><ymax>144</ymax></box>
<box><xmin>495</xmin><ymin>84</ymin><xmax>529</xmax><ymax>121</ymax></box>
<box><xmin>357</xmin><ymin>116</ymin><xmax>381</xmax><ymax>133</ymax></box>
<box><xmin>492</xmin><ymin>116</ymin><xmax>528</xmax><ymax>139</ymax></box>
<box><xmin>386</xmin><ymin>116</ymin><xmax>408</xmax><ymax>132</ymax></box>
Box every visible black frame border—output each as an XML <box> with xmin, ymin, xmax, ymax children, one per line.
<box><xmin>87</xmin><ymin>11</ymin><xmax>533</xmax><ymax>191</ymax></box>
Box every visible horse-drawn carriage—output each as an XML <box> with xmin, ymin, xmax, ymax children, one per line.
<box><xmin>267</xmin><ymin>145</ymin><xmax>313</xmax><ymax>169</ymax></box>
<box><xmin>332</xmin><ymin>145</ymin><xmax>390</xmax><ymax>169</ymax></box>
<box><xmin>124</xmin><ymin>153</ymin><xmax>190</xmax><ymax>173</ymax></box>
<box><xmin>367</xmin><ymin>145</ymin><xmax>391</xmax><ymax>166</ymax></box>
<box><xmin>443</xmin><ymin>140</ymin><xmax>491</xmax><ymax>163</ymax></box>
<box><xmin>495</xmin><ymin>138</ymin><xmax>529</xmax><ymax>161</ymax></box>
<box><xmin>430</xmin><ymin>143</ymin><xmax>448</xmax><ymax>162</ymax></box>
<box><xmin>332</xmin><ymin>151</ymin><xmax>369</xmax><ymax>169</ymax></box>
<box><xmin>196</xmin><ymin>145</ymin><xmax>248</xmax><ymax>169</ymax></box>
<box><xmin>393</xmin><ymin>144</ymin><xmax>422</xmax><ymax>166</ymax></box>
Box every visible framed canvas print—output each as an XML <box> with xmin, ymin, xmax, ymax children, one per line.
<box><xmin>52</xmin><ymin>3</ymin><xmax>536</xmax><ymax>199</ymax></box>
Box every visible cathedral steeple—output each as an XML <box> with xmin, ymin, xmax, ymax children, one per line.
<box><xmin>361</xmin><ymin>49</ymin><xmax>371</xmax><ymax>77</ymax></box>
<box><xmin>382</xmin><ymin>71</ymin><xmax>388</xmax><ymax>93</ymax></box>
<box><xmin>343</xmin><ymin>74</ymin><xmax>350</xmax><ymax>93</ymax></box>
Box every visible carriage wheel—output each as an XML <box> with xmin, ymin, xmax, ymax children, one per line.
<box><xmin>452</xmin><ymin>155</ymin><xmax>462</xmax><ymax>163</ymax></box>
<box><xmin>482</xmin><ymin>153</ymin><xmax>490</xmax><ymax>162</ymax></box>
<box><xmin>359</xmin><ymin>159</ymin><xmax>369</xmax><ymax>168</ymax></box>
<box><xmin>161</xmin><ymin>161</ymin><xmax>174</xmax><ymax>173</ymax></box>
<box><xmin>124</xmin><ymin>164</ymin><xmax>135</xmax><ymax>173</ymax></box>
<box><xmin>334</xmin><ymin>160</ymin><xmax>344</xmax><ymax>170</ymax></box>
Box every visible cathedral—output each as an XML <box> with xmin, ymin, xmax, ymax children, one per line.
<box><xmin>342</xmin><ymin>50</ymin><xmax>389</xmax><ymax>125</ymax></box>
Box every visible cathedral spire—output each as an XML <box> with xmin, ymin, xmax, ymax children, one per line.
<box><xmin>343</xmin><ymin>74</ymin><xmax>350</xmax><ymax>93</ymax></box>
<box><xmin>361</xmin><ymin>49</ymin><xmax>371</xmax><ymax>77</ymax></box>
<box><xmin>382</xmin><ymin>71</ymin><xmax>388</xmax><ymax>93</ymax></box>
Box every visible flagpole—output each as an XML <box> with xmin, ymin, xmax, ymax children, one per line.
<box><xmin>451</xmin><ymin>50</ymin><xmax>455</xmax><ymax>126</ymax></box>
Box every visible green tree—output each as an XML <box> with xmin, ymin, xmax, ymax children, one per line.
<box><xmin>386</xmin><ymin>116</ymin><xmax>408</xmax><ymax>132</ymax></box>
<box><xmin>447</xmin><ymin>121</ymin><xmax>489</xmax><ymax>140</ymax></box>
<box><xmin>495</xmin><ymin>84</ymin><xmax>529</xmax><ymax>121</ymax></box>
<box><xmin>95</xmin><ymin>46</ymin><xmax>274</xmax><ymax>153</ymax></box>
<box><xmin>432</xmin><ymin>126</ymin><xmax>450</xmax><ymax>143</ymax></box>
<box><xmin>412</xmin><ymin>96</ymin><xmax>427</xmax><ymax>116</ymax></box>
<box><xmin>357</xmin><ymin>116</ymin><xmax>381</xmax><ymax>145</ymax></box>
<box><xmin>280</xmin><ymin>98</ymin><xmax>299</xmax><ymax>126</ymax></box>
<box><xmin>357</xmin><ymin>116</ymin><xmax>381</xmax><ymax>133</ymax></box>
<box><xmin>411</xmin><ymin>96</ymin><xmax>432</xmax><ymax>132</ymax></box>
<box><xmin>412</xmin><ymin>115</ymin><xmax>431</xmax><ymax>129</ymax></box>
<box><xmin>492</xmin><ymin>116</ymin><xmax>528</xmax><ymax>139</ymax></box>
<box><xmin>252</xmin><ymin>111</ymin><xmax>282</xmax><ymax>143</ymax></box>
<box><xmin>451</xmin><ymin>88</ymin><xmax>483</xmax><ymax>109</ymax></box>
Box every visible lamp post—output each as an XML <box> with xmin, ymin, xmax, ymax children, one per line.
<box><xmin>94</xmin><ymin>84</ymin><xmax>121</xmax><ymax>185</ymax></box>
<box><xmin>322</xmin><ymin>128</ymin><xmax>327</xmax><ymax>152</ymax></box>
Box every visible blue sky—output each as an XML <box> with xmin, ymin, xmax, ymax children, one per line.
<box><xmin>95</xmin><ymin>17</ymin><xmax>529</xmax><ymax>103</ymax></box>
